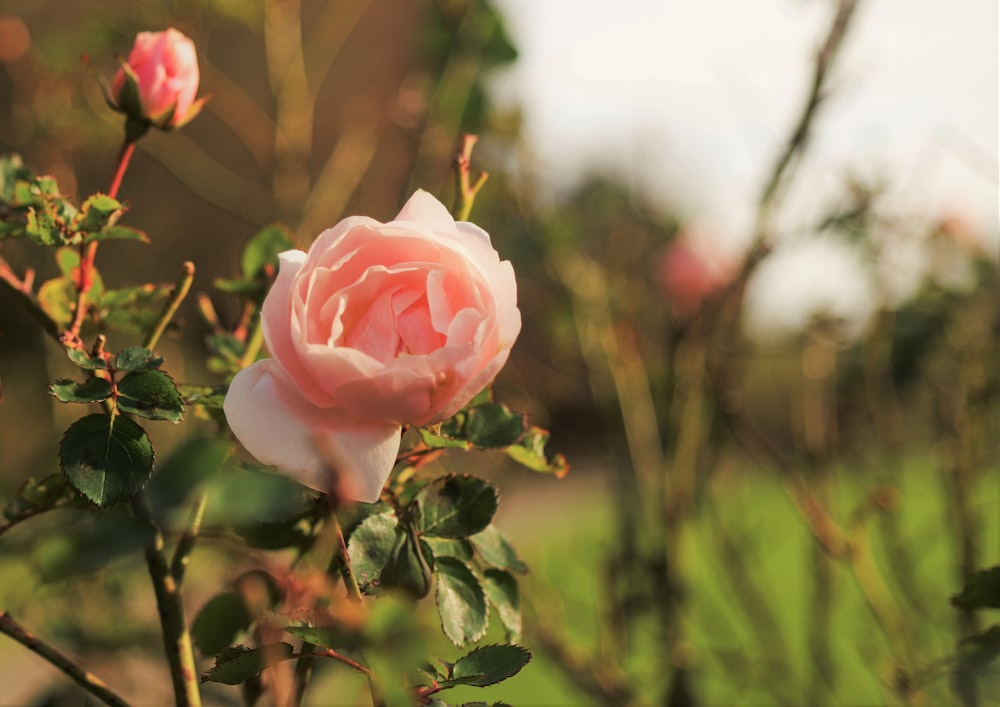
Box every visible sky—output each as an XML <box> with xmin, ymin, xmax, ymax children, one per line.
<box><xmin>489</xmin><ymin>0</ymin><xmax>998</xmax><ymax>340</ymax></box>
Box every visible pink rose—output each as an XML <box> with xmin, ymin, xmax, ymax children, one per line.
<box><xmin>111</xmin><ymin>28</ymin><xmax>202</xmax><ymax>128</ymax></box>
<box><xmin>224</xmin><ymin>191</ymin><xmax>521</xmax><ymax>502</ymax></box>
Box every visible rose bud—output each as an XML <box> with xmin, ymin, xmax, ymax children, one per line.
<box><xmin>224</xmin><ymin>190</ymin><xmax>521</xmax><ymax>503</ymax></box>
<box><xmin>109</xmin><ymin>28</ymin><xmax>206</xmax><ymax>132</ymax></box>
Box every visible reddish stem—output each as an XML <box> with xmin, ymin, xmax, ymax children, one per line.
<box><xmin>65</xmin><ymin>139</ymin><xmax>136</xmax><ymax>347</ymax></box>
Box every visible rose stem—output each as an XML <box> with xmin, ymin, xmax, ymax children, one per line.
<box><xmin>144</xmin><ymin>261</ymin><xmax>195</xmax><ymax>351</ymax></box>
<box><xmin>65</xmin><ymin>137</ymin><xmax>137</xmax><ymax>348</ymax></box>
<box><xmin>0</xmin><ymin>611</ymin><xmax>131</xmax><ymax>707</ymax></box>
<box><xmin>132</xmin><ymin>494</ymin><xmax>202</xmax><ymax>707</ymax></box>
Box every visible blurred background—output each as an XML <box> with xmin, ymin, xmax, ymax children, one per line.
<box><xmin>0</xmin><ymin>0</ymin><xmax>997</xmax><ymax>704</ymax></box>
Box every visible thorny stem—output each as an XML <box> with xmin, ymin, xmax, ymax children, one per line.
<box><xmin>452</xmin><ymin>134</ymin><xmax>489</xmax><ymax>222</ymax></box>
<box><xmin>144</xmin><ymin>261</ymin><xmax>195</xmax><ymax>351</ymax></box>
<box><xmin>0</xmin><ymin>611</ymin><xmax>131</xmax><ymax>707</ymax></box>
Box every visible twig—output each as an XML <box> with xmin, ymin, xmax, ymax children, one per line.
<box><xmin>169</xmin><ymin>490</ymin><xmax>209</xmax><ymax>587</ymax></box>
<box><xmin>0</xmin><ymin>611</ymin><xmax>131</xmax><ymax>707</ymax></box>
<box><xmin>144</xmin><ymin>261</ymin><xmax>195</xmax><ymax>351</ymax></box>
<box><xmin>293</xmin><ymin>649</ymin><xmax>374</xmax><ymax>679</ymax></box>
<box><xmin>452</xmin><ymin>134</ymin><xmax>489</xmax><ymax>222</ymax></box>
<box><xmin>132</xmin><ymin>494</ymin><xmax>202</xmax><ymax>707</ymax></box>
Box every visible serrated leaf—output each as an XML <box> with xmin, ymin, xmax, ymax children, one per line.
<box><xmin>37</xmin><ymin>276</ymin><xmax>77</xmax><ymax>329</ymax></box>
<box><xmin>284</xmin><ymin>624</ymin><xmax>355</xmax><ymax>651</ymax></box>
<box><xmin>952</xmin><ymin>566</ymin><xmax>1000</xmax><ymax>610</ymax></box>
<box><xmin>419</xmin><ymin>427</ymin><xmax>471</xmax><ymax>450</ymax></box>
<box><xmin>114</xmin><ymin>346</ymin><xmax>164</xmax><ymax>372</ymax></box>
<box><xmin>447</xmin><ymin>644</ymin><xmax>531</xmax><ymax>688</ymax></box>
<box><xmin>192</xmin><ymin>592</ymin><xmax>252</xmax><ymax>656</ymax></box>
<box><xmin>505</xmin><ymin>425</ymin><xmax>569</xmax><ymax>478</ymax></box>
<box><xmin>201</xmin><ymin>642</ymin><xmax>295</xmax><ymax>685</ymax></box>
<box><xmin>435</xmin><ymin>557</ymin><xmax>488</xmax><ymax>647</ymax></box>
<box><xmin>469</xmin><ymin>525</ymin><xmax>528</xmax><ymax>574</ymax></box>
<box><xmin>72</xmin><ymin>193</ymin><xmax>122</xmax><ymax>234</ymax></box>
<box><xmin>116</xmin><ymin>369</ymin><xmax>184</xmax><ymax>422</ymax></box>
<box><xmin>348</xmin><ymin>513</ymin><xmax>398</xmax><ymax>592</ymax></box>
<box><xmin>59</xmin><ymin>414</ymin><xmax>154</xmax><ymax>507</ymax></box>
<box><xmin>382</xmin><ymin>527</ymin><xmax>433</xmax><ymax>599</ymax></box>
<box><xmin>83</xmin><ymin>225</ymin><xmax>149</xmax><ymax>244</ymax></box>
<box><xmin>66</xmin><ymin>347</ymin><xmax>109</xmax><ymax>371</ymax></box>
<box><xmin>424</xmin><ymin>537</ymin><xmax>475</xmax><ymax>563</ymax></box>
<box><xmin>463</xmin><ymin>403</ymin><xmax>525</xmax><ymax>448</ymax></box>
<box><xmin>49</xmin><ymin>377</ymin><xmax>113</xmax><ymax>403</ymax></box>
<box><xmin>482</xmin><ymin>569</ymin><xmax>521</xmax><ymax>642</ymax></box>
<box><xmin>417</xmin><ymin>475</ymin><xmax>498</xmax><ymax>539</ymax></box>
<box><xmin>241</xmin><ymin>225</ymin><xmax>293</xmax><ymax>280</ymax></box>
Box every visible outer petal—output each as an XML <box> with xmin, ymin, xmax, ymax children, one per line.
<box><xmin>394</xmin><ymin>189</ymin><xmax>460</xmax><ymax>237</ymax></box>
<box><xmin>261</xmin><ymin>250</ymin><xmax>336</xmax><ymax>407</ymax></box>
<box><xmin>224</xmin><ymin>359</ymin><xmax>401</xmax><ymax>503</ymax></box>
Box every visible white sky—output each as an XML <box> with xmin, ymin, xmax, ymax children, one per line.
<box><xmin>490</xmin><ymin>0</ymin><xmax>998</xmax><ymax>340</ymax></box>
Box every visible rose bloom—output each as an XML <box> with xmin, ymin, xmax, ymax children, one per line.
<box><xmin>224</xmin><ymin>191</ymin><xmax>521</xmax><ymax>502</ymax></box>
<box><xmin>112</xmin><ymin>28</ymin><xmax>200</xmax><ymax>127</ymax></box>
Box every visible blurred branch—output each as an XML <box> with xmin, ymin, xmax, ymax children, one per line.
<box><xmin>756</xmin><ymin>0</ymin><xmax>861</xmax><ymax>233</ymax></box>
<box><xmin>532</xmin><ymin>624</ymin><xmax>633</xmax><ymax>705</ymax></box>
<box><xmin>0</xmin><ymin>612</ymin><xmax>130</xmax><ymax>707</ymax></box>
<box><xmin>200</xmin><ymin>59</ymin><xmax>276</xmax><ymax>168</ymax></box>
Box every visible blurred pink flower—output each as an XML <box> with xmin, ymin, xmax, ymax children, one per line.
<box><xmin>111</xmin><ymin>28</ymin><xmax>203</xmax><ymax>129</ymax></box>
<box><xmin>224</xmin><ymin>190</ymin><xmax>521</xmax><ymax>502</ymax></box>
<box><xmin>657</xmin><ymin>229</ymin><xmax>741</xmax><ymax>315</ymax></box>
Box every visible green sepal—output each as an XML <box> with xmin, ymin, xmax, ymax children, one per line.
<box><xmin>59</xmin><ymin>413</ymin><xmax>154</xmax><ymax>507</ymax></box>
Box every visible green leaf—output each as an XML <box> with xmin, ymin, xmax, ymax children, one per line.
<box><xmin>463</xmin><ymin>403</ymin><xmax>525</xmax><ymax>448</ymax></box>
<box><xmin>283</xmin><ymin>624</ymin><xmax>358</xmax><ymax>651</ymax></box>
<box><xmin>348</xmin><ymin>513</ymin><xmax>398</xmax><ymax>592</ymax></box>
<box><xmin>192</xmin><ymin>592</ymin><xmax>252</xmax><ymax>656</ymax></box>
<box><xmin>416</xmin><ymin>475</ymin><xmax>498</xmax><ymax>539</ymax></box>
<box><xmin>952</xmin><ymin>566</ymin><xmax>1000</xmax><ymax>610</ymax></box>
<box><xmin>147</xmin><ymin>437</ymin><xmax>229</xmax><ymax>518</ymax></box>
<box><xmin>447</xmin><ymin>644</ymin><xmax>531</xmax><ymax>688</ymax></box>
<box><xmin>419</xmin><ymin>427</ymin><xmax>471</xmax><ymax>450</ymax></box>
<box><xmin>424</xmin><ymin>537</ymin><xmax>475</xmax><ymax>563</ymax></box>
<box><xmin>114</xmin><ymin>346</ymin><xmax>164</xmax><ymax>372</ymax></box>
<box><xmin>83</xmin><ymin>225</ymin><xmax>149</xmax><ymax>244</ymax></box>
<box><xmin>2</xmin><ymin>474</ymin><xmax>76</xmax><ymax>525</ymax></box>
<box><xmin>469</xmin><ymin>525</ymin><xmax>528</xmax><ymax>574</ymax></box>
<box><xmin>201</xmin><ymin>643</ymin><xmax>295</xmax><ymax>685</ymax></box>
<box><xmin>958</xmin><ymin>625</ymin><xmax>1000</xmax><ymax>671</ymax></box>
<box><xmin>116</xmin><ymin>370</ymin><xmax>184</xmax><ymax>422</ymax></box>
<box><xmin>66</xmin><ymin>347</ymin><xmax>109</xmax><ymax>371</ymax></box>
<box><xmin>381</xmin><ymin>526</ymin><xmax>434</xmax><ymax>599</ymax></box>
<box><xmin>241</xmin><ymin>224</ymin><xmax>293</xmax><ymax>280</ymax></box>
<box><xmin>435</xmin><ymin>557</ymin><xmax>488</xmax><ymax>647</ymax></box>
<box><xmin>37</xmin><ymin>276</ymin><xmax>77</xmax><ymax>329</ymax></box>
<box><xmin>234</xmin><ymin>515</ymin><xmax>316</xmax><ymax>552</ymax></box>
<box><xmin>59</xmin><ymin>414</ymin><xmax>154</xmax><ymax>507</ymax></box>
<box><xmin>505</xmin><ymin>425</ymin><xmax>569</xmax><ymax>478</ymax></box>
<box><xmin>482</xmin><ymin>570</ymin><xmax>521</xmax><ymax>642</ymax></box>
<box><xmin>72</xmin><ymin>193</ymin><xmax>123</xmax><ymax>234</ymax></box>
<box><xmin>49</xmin><ymin>377</ymin><xmax>113</xmax><ymax>404</ymax></box>
<box><xmin>213</xmin><ymin>278</ymin><xmax>265</xmax><ymax>296</ymax></box>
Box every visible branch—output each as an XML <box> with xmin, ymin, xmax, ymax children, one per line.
<box><xmin>0</xmin><ymin>611</ymin><xmax>131</xmax><ymax>707</ymax></box>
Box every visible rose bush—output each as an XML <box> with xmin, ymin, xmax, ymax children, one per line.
<box><xmin>224</xmin><ymin>190</ymin><xmax>521</xmax><ymax>502</ymax></box>
<box><xmin>111</xmin><ymin>28</ymin><xmax>202</xmax><ymax>128</ymax></box>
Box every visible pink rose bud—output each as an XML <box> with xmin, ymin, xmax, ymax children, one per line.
<box><xmin>110</xmin><ymin>28</ymin><xmax>204</xmax><ymax>130</ymax></box>
<box><xmin>224</xmin><ymin>191</ymin><xmax>521</xmax><ymax>503</ymax></box>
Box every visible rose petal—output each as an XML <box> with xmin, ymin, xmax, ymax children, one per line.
<box><xmin>224</xmin><ymin>359</ymin><xmax>401</xmax><ymax>503</ymax></box>
<box><xmin>394</xmin><ymin>189</ymin><xmax>460</xmax><ymax>237</ymax></box>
